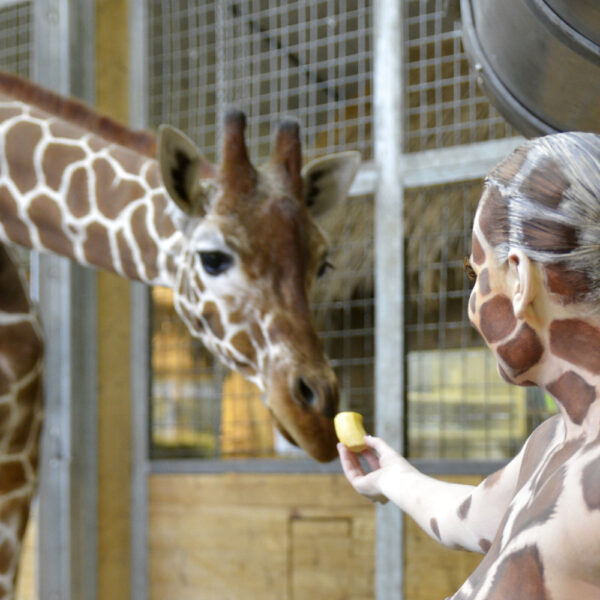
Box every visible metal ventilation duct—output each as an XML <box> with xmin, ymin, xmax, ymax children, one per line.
<box><xmin>461</xmin><ymin>0</ymin><xmax>600</xmax><ymax>137</ymax></box>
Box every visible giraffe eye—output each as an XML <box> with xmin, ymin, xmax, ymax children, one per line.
<box><xmin>317</xmin><ymin>260</ymin><xmax>334</xmax><ymax>278</ymax></box>
<box><xmin>464</xmin><ymin>256</ymin><xmax>477</xmax><ymax>286</ymax></box>
<box><xmin>199</xmin><ymin>251</ymin><xmax>233</xmax><ymax>276</ymax></box>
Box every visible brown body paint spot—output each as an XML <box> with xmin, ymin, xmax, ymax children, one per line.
<box><xmin>5</xmin><ymin>121</ymin><xmax>43</xmax><ymax>194</ymax></box>
<box><xmin>0</xmin><ymin>460</ymin><xmax>27</xmax><ymax>494</ymax></box>
<box><xmin>521</xmin><ymin>218</ymin><xmax>578</xmax><ymax>254</ymax></box>
<box><xmin>116</xmin><ymin>230</ymin><xmax>139</xmax><ymax>280</ymax></box>
<box><xmin>496</xmin><ymin>323</ymin><xmax>544</xmax><ymax>376</ymax></box>
<box><xmin>547</xmin><ymin>371</ymin><xmax>596</xmax><ymax>425</ymax></box>
<box><xmin>489</xmin><ymin>145</ymin><xmax>528</xmax><ymax>185</ymax></box>
<box><xmin>510</xmin><ymin>467</ymin><xmax>565</xmax><ymax>538</ymax></box>
<box><xmin>519</xmin><ymin>157</ymin><xmax>570</xmax><ymax>209</ymax></box>
<box><xmin>582</xmin><ymin>455</ymin><xmax>600</xmax><ymax>510</ymax></box>
<box><xmin>457</xmin><ymin>496</ymin><xmax>471</xmax><ymax>520</ymax></box>
<box><xmin>487</xmin><ymin>545</ymin><xmax>549</xmax><ymax>600</ymax></box>
<box><xmin>66</xmin><ymin>167</ymin><xmax>91</xmax><ymax>218</ymax></box>
<box><xmin>479</xmin><ymin>295</ymin><xmax>516</xmax><ymax>344</ymax></box>
<box><xmin>42</xmin><ymin>144</ymin><xmax>86</xmax><ymax>191</ymax></box>
<box><xmin>535</xmin><ymin>437</ymin><xmax>582</xmax><ymax>492</ymax></box>
<box><xmin>430</xmin><ymin>517</ymin><xmax>441</xmax><ymax>540</ymax></box>
<box><xmin>479</xmin><ymin>538</ymin><xmax>492</xmax><ymax>552</ymax></box>
<box><xmin>517</xmin><ymin>415</ymin><xmax>561</xmax><ymax>488</ymax></box>
<box><xmin>83</xmin><ymin>222</ymin><xmax>112</xmax><ymax>270</ymax></box>
<box><xmin>131</xmin><ymin>204</ymin><xmax>159</xmax><ymax>281</ymax></box>
<box><xmin>478</xmin><ymin>187</ymin><xmax>508</xmax><ymax>247</ymax></box>
<box><xmin>484</xmin><ymin>467</ymin><xmax>503</xmax><ymax>488</ymax></box>
<box><xmin>471</xmin><ymin>233</ymin><xmax>485</xmax><ymax>265</ymax></box>
<box><xmin>544</xmin><ymin>263</ymin><xmax>591</xmax><ymax>304</ymax></box>
<box><xmin>94</xmin><ymin>158</ymin><xmax>146</xmax><ymax>220</ymax></box>
<box><xmin>477</xmin><ymin>268</ymin><xmax>491</xmax><ymax>296</ymax></box>
<box><xmin>202</xmin><ymin>301</ymin><xmax>225</xmax><ymax>339</ymax></box>
<box><xmin>550</xmin><ymin>319</ymin><xmax>600</xmax><ymax>374</ymax></box>
<box><xmin>28</xmin><ymin>194</ymin><xmax>75</xmax><ymax>258</ymax></box>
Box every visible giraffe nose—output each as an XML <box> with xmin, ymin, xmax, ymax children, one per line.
<box><xmin>293</xmin><ymin>374</ymin><xmax>337</xmax><ymax>419</ymax></box>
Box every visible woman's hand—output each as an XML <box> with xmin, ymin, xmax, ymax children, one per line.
<box><xmin>337</xmin><ymin>435</ymin><xmax>412</xmax><ymax>504</ymax></box>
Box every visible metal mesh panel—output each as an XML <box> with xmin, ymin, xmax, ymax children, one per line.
<box><xmin>0</xmin><ymin>1</ymin><xmax>32</xmax><ymax>77</ymax></box>
<box><xmin>404</xmin><ymin>0</ymin><xmax>516</xmax><ymax>152</ymax></box>
<box><xmin>147</xmin><ymin>0</ymin><xmax>374</xmax><ymax>459</ymax></box>
<box><xmin>404</xmin><ymin>181</ymin><xmax>549</xmax><ymax>460</ymax></box>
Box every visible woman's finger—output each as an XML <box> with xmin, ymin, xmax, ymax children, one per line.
<box><xmin>361</xmin><ymin>448</ymin><xmax>381</xmax><ymax>471</ymax></box>
<box><xmin>337</xmin><ymin>443</ymin><xmax>365</xmax><ymax>481</ymax></box>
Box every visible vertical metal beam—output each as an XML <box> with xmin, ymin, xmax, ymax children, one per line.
<box><xmin>373</xmin><ymin>0</ymin><xmax>405</xmax><ymax>598</ymax></box>
<box><xmin>129</xmin><ymin>2</ymin><xmax>150</xmax><ymax>598</ymax></box>
<box><xmin>33</xmin><ymin>1</ymin><xmax>97</xmax><ymax>599</ymax></box>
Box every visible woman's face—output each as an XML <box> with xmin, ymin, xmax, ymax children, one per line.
<box><xmin>466</xmin><ymin>211</ymin><xmax>545</xmax><ymax>386</ymax></box>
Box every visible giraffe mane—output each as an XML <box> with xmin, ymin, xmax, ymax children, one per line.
<box><xmin>0</xmin><ymin>69</ymin><xmax>157</xmax><ymax>158</ymax></box>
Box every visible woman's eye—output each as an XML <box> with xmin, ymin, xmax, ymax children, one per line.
<box><xmin>199</xmin><ymin>251</ymin><xmax>233</xmax><ymax>276</ymax></box>
<box><xmin>463</xmin><ymin>256</ymin><xmax>477</xmax><ymax>286</ymax></box>
<box><xmin>317</xmin><ymin>260</ymin><xmax>334</xmax><ymax>278</ymax></box>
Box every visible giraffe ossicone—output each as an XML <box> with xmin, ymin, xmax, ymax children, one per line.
<box><xmin>0</xmin><ymin>69</ymin><xmax>359</xmax><ymax>598</ymax></box>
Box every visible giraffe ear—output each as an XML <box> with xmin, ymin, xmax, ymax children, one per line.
<box><xmin>158</xmin><ymin>125</ymin><xmax>216</xmax><ymax>216</ymax></box>
<box><xmin>302</xmin><ymin>151</ymin><xmax>361</xmax><ymax>218</ymax></box>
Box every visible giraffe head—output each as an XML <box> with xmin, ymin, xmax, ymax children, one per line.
<box><xmin>466</xmin><ymin>132</ymin><xmax>600</xmax><ymax>389</ymax></box>
<box><xmin>158</xmin><ymin>110</ymin><xmax>360</xmax><ymax>461</ymax></box>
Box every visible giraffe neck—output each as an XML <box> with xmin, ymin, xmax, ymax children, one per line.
<box><xmin>0</xmin><ymin>92</ymin><xmax>183</xmax><ymax>288</ymax></box>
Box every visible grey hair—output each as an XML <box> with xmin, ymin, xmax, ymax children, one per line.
<box><xmin>481</xmin><ymin>132</ymin><xmax>600</xmax><ymax>302</ymax></box>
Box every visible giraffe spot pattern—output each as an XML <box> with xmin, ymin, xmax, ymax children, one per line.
<box><xmin>251</xmin><ymin>322</ymin><xmax>266</xmax><ymax>349</ymax></box>
<box><xmin>66</xmin><ymin>167</ymin><xmax>91</xmax><ymax>218</ymax></box>
<box><xmin>116</xmin><ymin>229</ymin><xmax>140</xmax><ymax>280</ymax></box>
<box><xmin>0</xmin><ymin>537</ymin><xmax>14</xmax><ymax>574</ymax></box>
<box><xmin>496</xmin><ymin>323</ymin><xmax>544</xmax><ymax>376</ymax></box>
<box><xmin>581</xmin><ymin>455</ymin><xmax>600</xmax><ymax>511</ymax></box>
<box><xmin>48</xmin><ymin>119</ymin><xmax>85</xmax><ymax>140</ymax></box>
<box><xmin>41</xmin><ymin>143</ymin><xmax>86</xmax><ymax>191</ymax></box>
<box><xmin>0</xmin><ymin>246</ymin><xmax>31</xmax><ymax>314</ymax></box>
<box><xmin>550</xmin><ymin>319</ymin><xmax>600</xmax><ymax>374</ymax></box>
<box><xmin>230</xmin><ymin>330</ymin><xmax>257</xmax><ymax>366</ymax></box>
<box><xmin>202</xmin><ymin>301</ymin><xmax>225</xmax><ymax>339</ymax></box>
<box><xmin>28</xmin><ymin>194</ymin><xmax>75</xmax><ymax>258</ymax></box>
<box><xmin>0</xmin><ymin>461</ymin><xmax>27</xmax><ymax>495</ymax></box>
<box><xmin>0</xmin><ymin>188</ymin><xmax>31</xmax><ymax>248</ymax></box>
<box><xmin>479</xmin><ymin>295</ymin><xmax>516</xmax><ymax>344</ymax></box>
<box><xmin>0</xmin><ymin>321</ymin><xmax>43</xmax><ymax>382</ymax></box>
<box><xmin>131</xmin><ymin>204</ymin><xmax>159</xmax><ymax>281</ymax></box>
<box><xmin>8</xmin><ymin>379</ymin><xmax>41</xmax><ymax>454</ymax></box>
<box><xmin>93</xmin><ymin>158</ymin><xmax>146</xmax><ymax>220</ymax></box>
<box><xmin>152</xmin><ymin>194</ymin><xmax>176</xmax><ymax>239</ymax></box>
<box><xmin>547</xmin><ymin>371</ymin><xmax>596</xmax><ymax>425</ymax></box>
<box><xmin>5</xmin><ymin>121</ymin><xmax>42</xmax><ymax>194</ymax></box>
<box><xmin>83</xmin><ymin>222</ymin><xmax>112</xmax><ymax>270</ymax></box>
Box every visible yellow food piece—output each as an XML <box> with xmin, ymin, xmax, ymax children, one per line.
<box><xmin>334</xmin><ymin>411</ymin><xmax>368</xmax><ymax>452</ymax></box>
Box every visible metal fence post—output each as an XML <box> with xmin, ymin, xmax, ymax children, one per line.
<box><xmin>374</xmin><ymin>0</ymin><xmax>405</xmax><ymax>598</ymax></box>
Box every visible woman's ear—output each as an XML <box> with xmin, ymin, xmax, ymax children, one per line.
<box><xmin>508</xmin><ymin>248</ymin><xmax>536</xmax><ymax>319</ymax></box>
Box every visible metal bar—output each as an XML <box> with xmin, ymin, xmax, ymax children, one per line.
<box><xmin>149</xmin><ymin>457</ymin><xmax>507</xmax><ymax>476</ymax></box>
<box><xmin>0</xmin><ymin>0</ymin><xmax>23</xmax><ymax>9</ymax></box>
<box><xmin>33</xmin><ymin>2</ymin><xmax>98</xmax><ymax>599</ymax></box>
<box><xmin>373</xmin><ymin>0</ymin><xmax>404</xmax><ymax>598</ymax></box>
<box><xmin>129</xmin><ymin>2</ymin><xmax>150</xmax><ymax>598</ymax></box>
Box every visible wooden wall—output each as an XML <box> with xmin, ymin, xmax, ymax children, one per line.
<box><xmin>149</xmin><ymin>473</ymin><xmax>483</xmax><ymax>600</ymax></box>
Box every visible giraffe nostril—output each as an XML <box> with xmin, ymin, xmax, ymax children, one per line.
<box><xmin>295</xmin><ymin>376</ymin><xmax>317</xmax><ymax>408</ymax></box>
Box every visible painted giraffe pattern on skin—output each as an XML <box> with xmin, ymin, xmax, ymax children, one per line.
<box><xmin>442</xmin><ymin>137</ymin><xmax>600</xmax><ymax>599</ymax></box>
<box><xmin>0</xmin><ymin>70</ymin><xmax>360</xmax><ymax>598</ymax></box>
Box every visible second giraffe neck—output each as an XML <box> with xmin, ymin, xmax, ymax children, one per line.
<box><xmin>0</xmin><ymin>92</ymin><xmax>183</xmax><ymax>288</ymax></box>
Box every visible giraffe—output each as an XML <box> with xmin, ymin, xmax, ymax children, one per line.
<box><xmin>0</xmin><ymin>69</ymin><xmax>359</xmax><ymax>598</ymax></box>
<box><xmin>339</xmin><ymin>132</ymin><xmax>600</xmax><ymax>599</ymax></box>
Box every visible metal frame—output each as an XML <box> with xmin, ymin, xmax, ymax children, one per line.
<box><xmin>32</xmin><ymin>1</ymin><xmax>97</xmax><ymax>599</ymax></box>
